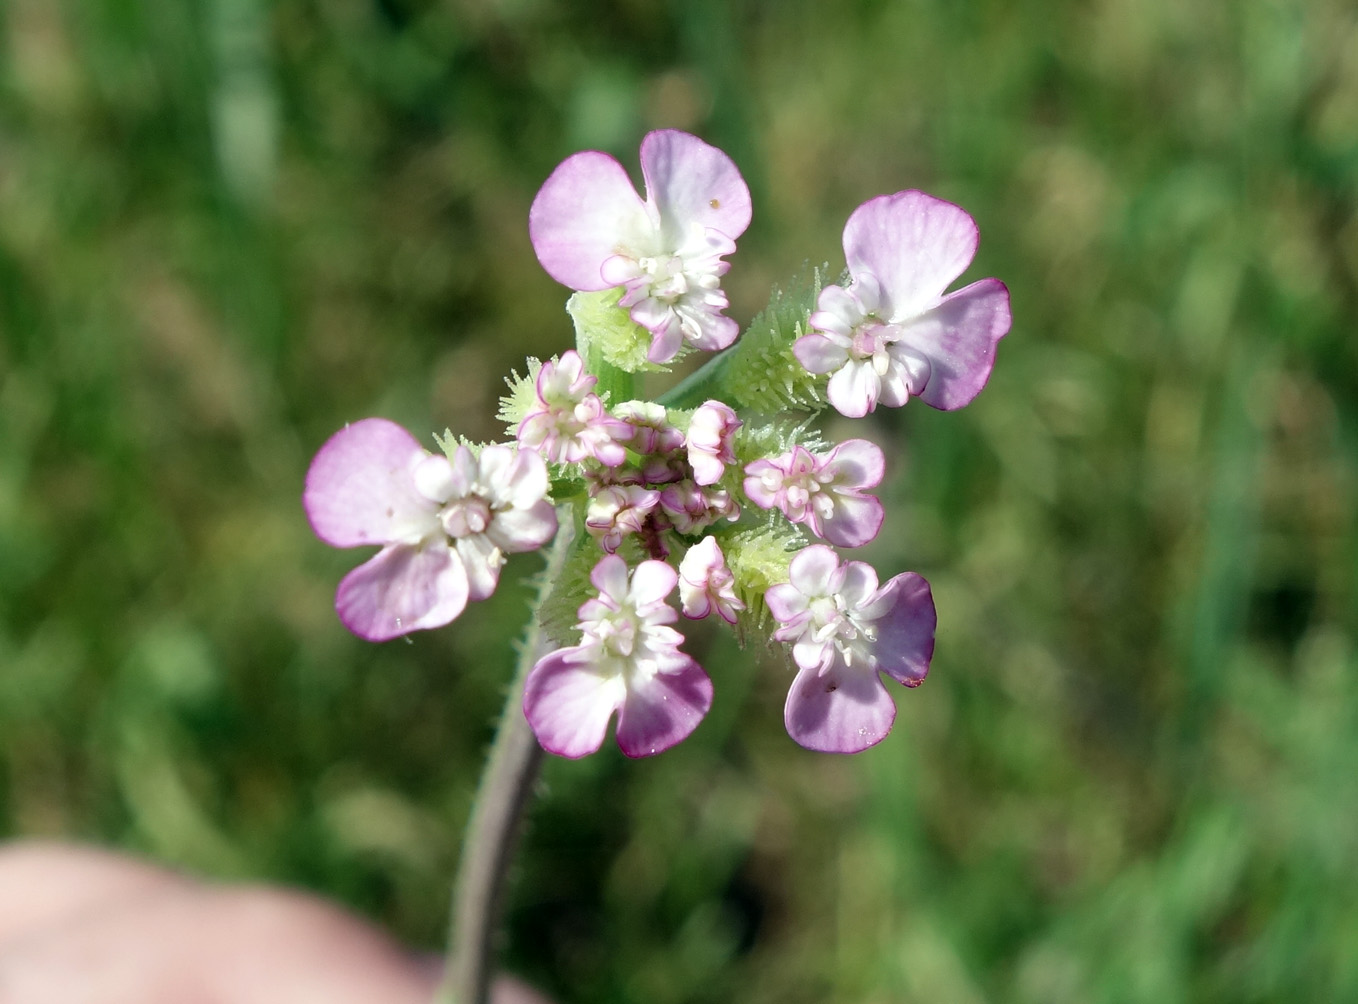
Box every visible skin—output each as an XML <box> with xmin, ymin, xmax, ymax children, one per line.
<box><xmin>0</xmin><ymin>842</ymin><xmax>552</xmax><ymax>1004</ymax></box>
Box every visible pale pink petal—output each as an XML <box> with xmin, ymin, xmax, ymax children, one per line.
<box><xmin>825</xmin><ymin>361</ymin><xmax>879</xmax><ymax>418</ymax></box>
<box><xmin>412</xmin><ymin>454</ymin><xmax>456</xmax><ymax>504</ymax></box>
<box><xmin>485</xmin><ymin>503</ymin><xmax>558</xmax><ymax>553</ymax></box>
<box><xmin>823</xmin><ymin>439</ymin><xmax>885</xmax><ymax>489</ymax></box>
<box><xmin>791</xmin><ymin>638</ymin><xmax>832</xmax><ymax>672</ymax></box>
<box><xmin>869</xmin><ymin>572</ymin><xmax>936</xmax><ymax>687</ymax></box>
<box><xmin>899</xmin><ymin>278</ymin><xmax>1011</xmax><ymax>411</ymax></box>
<box><xmin>590</xmin><ymin>553</ymin><xmax>632</xmax><ymax>604</ymax></box>
<box><xmin>682</xmin><ymin>312</ymin><xmax>740</xmax><ymax>354</ymax></box>
<box><xmin>641</xmin><ymin>311</ymin><xmax>686</xmax><ymax>364</ymax></box>
<box><xmin>843</xmin><ymin>191</ymin><xmax>979</xmax><ymax>320</ymax></box>
<box><xmin>836</xmin><ymin>561</ymin><xmax>880</xmax><ymax>607</ymax></box>
<box><xmin>784</xmin><ymin>661</ymin><xmax>896</xmax><ymax>753</ymax></box>
<box><xmin>819</xmin><ymin>492</ymin><xmax>884</xmax><ymax>548</ymax></box>
<box><xmin>615</xmin><ymin>660</ymin><xmax>714</xmax><ymax>757</ymax></box>
<box><xmin>454</xmin><ymin>533</ymin><xmax>502</xmax><ymax>602</ymax></box>
<box><xmin>639</xmin><ymin>130</ymin><xmax>752</xmax><ymax>246</ymax></box>
<box><xmin>304</xmin><ymin>419</ymin><xmax>438</xmax><ymax>548</ymax></box>
<box><xmin>787</xmin><ymin>545</ymin><xmax>844</xmax><ymax>595</ymax></box>
<box><xmin>792</xmin><ymin>334</ymin><xmax>848</xmax><ymax>375</ymax></box>
<box><xmin>530</xmin><ymin>152</ymin><xmax>648</xmax><ymax>291</ymax></box>
<box><xmin>334</xmin><ymin>542</ymin><xmax>468</xmax><ymax>642</ymax></box>
<box><xmin>742</xmin><ymin>460</ymin><xmax>784</xmax><ymax>510</ymax></box>
<box><xmin>522</xmin><ymin>649</ymin><xmax>626</xmax><ymax>759</ymax></box>
<box><xmin>629</xmin><ymin>559</ymin><xmax>678</xmax><ymax>607</ymax></box>
<box><xmin>808</xmin><ymin>285</ymin><xmax>862</xmax><ymax>336</ymax></box>
<box><xmin>764</xmin><ymin>583</ymin><xmax>809</xmax><ymax>626</ymax></box>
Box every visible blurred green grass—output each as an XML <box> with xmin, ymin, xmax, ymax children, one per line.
<box><xmin>1</xmin><ymin>0</ymin><xmax>1356</xmax><ymax>1001</ymax></box>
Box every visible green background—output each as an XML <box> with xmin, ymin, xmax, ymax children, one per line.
<box><xmin>2</xmin><ymin>0</ymin><xmax>1356</xmax><ymax>1000</ymax></box>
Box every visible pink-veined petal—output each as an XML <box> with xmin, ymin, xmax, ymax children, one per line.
<box><xmin>335</xmin><ymin>542</ymin><xmax>468</xmax><ymax>642</ymax></box>
<box><xmin>843</xmin><ymin>191</ymin><xmax>979</xmax><ymax>320</ymax></box>
<box><xmin>615</xmin><ymin>659</ymin><xmax>714</xmax><ymax>758</ymax></box>
<box><xmin>899</xmin><ymin>278</ymin><xmax>1011</xmax><ymax>411</ymax></box>
<box><xmin>530</xmin><ymin>152</ymin><xmax>648</xmax><ymax>291</ymax></box>
<box><xmin>304</xmin><ymin>419</ymin><xmax>439</xmax><ymax>548</ymax></box>
<box><xmin>869</xmin><ymin>572</ymin><xmax>936</xmax><ymax>687</ymax></box>
<box><xmin>784</xmin><ymin>660</ymin><xmax>896</xmax><ymax>754</ymax></box>
<box><xmin>639</xmin><ymin>130</ymin><xmax>752</xmax><ymax>246</ymax></box>
<box><xmin>522</xmin><ymin>648</ymin><xmax>626</xmax><ymax>759</ymax></box>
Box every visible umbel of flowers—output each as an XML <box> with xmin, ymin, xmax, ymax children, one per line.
<box><xmin>305</xmin><ymin>130</ymin><xmax>1011</xmax><ymax>755</ymax></box>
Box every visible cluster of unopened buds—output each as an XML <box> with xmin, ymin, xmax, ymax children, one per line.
<box><xmin>305</xmin><ymin>130</ymin><xmax>1011</xmax><ymax>755</ymax></box>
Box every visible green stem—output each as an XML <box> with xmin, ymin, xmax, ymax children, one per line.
<box><xmin>657</xmin><ymin>347</ymin><xmax>732</xmax><ymax>409</ymax></box>
<box><xmin>438</xmin><ymin>511</ymin><xmax>574</xmax><ymax>1004</ymax></box>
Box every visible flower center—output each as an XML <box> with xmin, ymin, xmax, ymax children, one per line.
<box><xmin>592</xmin><ymin>608</ymin><xmax>639</xmax><ymax>659</ymax></box>
<box><xmin>636</xmin><ymin>254</ymin><xmax>690</xmax><ymax>303</ymax></box>
<box><xmin>441</xmin><ymin>496</ymin><xmax>492</xmax><ymax>538</ymax></box>
<box><xmin>808</xmin><ymin>594</ymin><xmax>878</xmax><ymax>669</ymax></box>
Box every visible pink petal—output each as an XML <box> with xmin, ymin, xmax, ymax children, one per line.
<box><xmin>823</xmin><ymin>439</ymin><xmax>885</xmax><ymax>489</ymax></box>
<box><xmin>529</xmin><ymin>151</ymin><xmax>648</xmax><ymax>291</ymax></box>
<box><xmin>683</xmin><ymin>311</ymin><xmax>740</xmax><ymax>354</ymax></box>
<box><xmin>793</xmin><ymin>333</ymin><xmax>848</xmax><ymax>375</ymax></box>
<box><xmin>335</xmin><ymin>542</ymin><xmax>469</xmax><ymax>642</ymax></box>
<box><xmin>836</xmin><ymin>561</ymin><xmax>880</xmax><ymax>607</ymax></box>
<box><xmin>901</xmin><ymin>278</ymin><xmax>1012</xmax><ymax>411</ymax></box>
<box><xmin>826</xmin><ymin>362</ymin><xmax>880</xmax><ymax>418</ymax></box>
<box><xmin>787</xmin><ymin>545</ymin><xmax>844</xmax><ymax>596</ymax></box>
<box><xmin>304</xmin><ymin>418</ymin><xmax>438</xmax><ymax>548</ymax></box>
<box><xmin>819</xmin><ymin>492</ymin><xmax>884</xmax><ymax>548</ymax></box>
<box><xmin>629</xmin><ymin>559</ymin><xmax>678</xmax><ymax>607</ymax></box>
<box><xmin>764</xmin><ymin>583</ymin><xmax>809</xmax><ymax>626</ymax></box>
<box><xmin>522</xmin><ymin>648</ymin><xmax>626</xmax><ymax>759</ymax></box>
<box><xmin>869</xmin><ymin>572</ymin><xmax>936</xmax><ymax>687</ymax></box>
<box><xmin>590</xmin><ymin>553</ymin><xmax>631</xmax><ymax>604</ymax></box>
<box><xmin>615</xmin><ymin>659</ymin><xmax>714</xmax><ymax>758</ymax></box>
<box><xmin>639</xmin><ymin>130</ymin><xmax>752</xmax><ymax>246</ymax></box>
<box><xmin>784</xmin><ymin>660</ymin><xmax>896</xmax><ymax>753</ymax></box>
<box><xmin>454</xmin><ymin>533</ymin><xmax>502</xmax><ymax>602</ymax></box>
<box><xmin>742</xmin><ymin>459</ymin><xmax>784</xmax><ymax>510</ymax></box>
<box><xmin>485</xmin><ymin>503</ymin><xmax>558</xmax><ymax>554</ymax></box>
<box><xmin>843</xmin><ymin>191</ymin><xmax>979</xmax><ymax>320</ymax></box>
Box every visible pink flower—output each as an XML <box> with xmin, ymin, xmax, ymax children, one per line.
<box><xmin>523</xmin><ymin>555</ymin><xmax>712</xmax><ymax>758</ymax></box>
<box><xmin>529</xmin><ymin>130</ymin><xmax>753</xmax><ymax>364</ymax></box>
<box><xmin>657</xmin><ymin>480</ymin><xmax>739</xmax><ymax>535</ymax></box>
<box><xmin>743</xmin><ymin>440</ymin><xmax>885</xmax><ymax>548</ymax></box>
<box><xmin>765</xmin><ymin>546</ymin><xmax>935</xmax><ymax>753</ymax></box>
<box><xmin>586</xmin><ymin>484</ymin><xmax>661</xmax><ymax>553</ymax></box>
<box><xmin>794</xmin><ymin>191</ymin><xmax>1012</xmax><ymax>417</ymax></box>
<box><xmin>304</xmin><ymin>419</ymin><xmax>557</xmax><ymax>641</ymax></box>
<box><xmin>517</xmin><ymin>351</ymin><xmax>631</xmax><ymax>466</ymax></box>
<box><xmin>613</xmin><ymin>401</ymin><xmax>685</xmax><ymax>456</ymax></box>
<box><xmin>685</xmin><ymin>400</ymin><xmax>741</xmax><ymax>486</ymax></box>
<box><xmin>678</xmin><ymin>537</ymin><xmax>745</xmax><ymax>624</ymax></box>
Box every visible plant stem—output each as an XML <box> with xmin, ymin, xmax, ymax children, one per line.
<box><xmin>438</xmin><ymin>511</ymin><xmax>574</xmax><ymax>1004</ymax></box>
<box><xmin>657</xmin><ymin>347</ymin><xmax>730</xmax><ymax>409</ymax></box>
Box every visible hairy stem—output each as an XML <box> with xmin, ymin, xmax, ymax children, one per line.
<box><xmin>438</xmin><ymin>512</ymin><xmax>574</xmax><ymax>1004</ymax></box>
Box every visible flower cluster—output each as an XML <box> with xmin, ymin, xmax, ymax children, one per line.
<box><xmin>305</xmin><ymin>129</ymin><xmax>1010</xmax><ymax>756</ymax></box>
